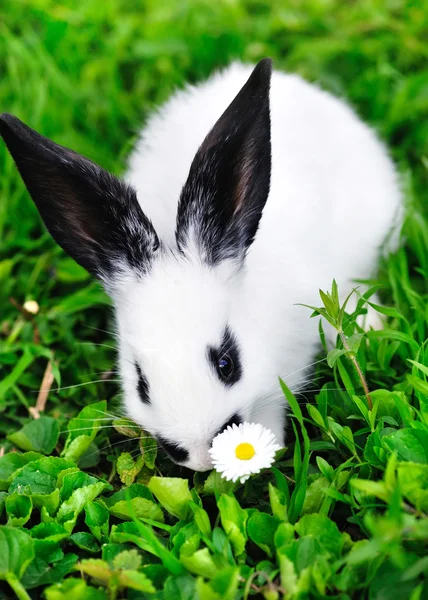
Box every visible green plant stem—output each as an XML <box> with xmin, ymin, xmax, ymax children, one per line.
<box><xmin>6</xmin><ymin>574</ymin><xmax>31</xmax><ymax>600</ymax></box>
<box><xmin>338</xmin><ymin>330</ymin><xmax>373</xmax><ymax>409</ymax></box>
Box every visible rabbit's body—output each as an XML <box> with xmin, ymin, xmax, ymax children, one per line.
<box><xmin>0</xmin><ymin>60</ymin><xmax>402</xmax><ymax>471</ymax></box>
<box><xmin>125</xmin><ymin>63</ymin><xmax>402</xmax><ymax>434</ymax></box>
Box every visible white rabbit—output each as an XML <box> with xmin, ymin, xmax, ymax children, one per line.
<box><xmin>0</xmin><ymin>59</ymin><xmax>402</xmax><ymax>471</ymax></box>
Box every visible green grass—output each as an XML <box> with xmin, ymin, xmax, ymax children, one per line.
<box><xmin>0</xmin><ymin>1</ymin><xmax>427</xmax><ymax>598</ymax></box>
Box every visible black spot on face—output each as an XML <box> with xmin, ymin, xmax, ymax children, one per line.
<box><xmin>157</xmin><ymin>436</ymin><xmax>189</xmax><ymax>463</ymax></box>
<box><xmin>135</xmin><ymin>363</ymin><xmax>150</xmax><ymax>405</ymax></box>
<box><xmin>215</xmin><ymin>412</ymin><xmax>243</xmax><ymax>438</ymax></box>
<box><xmin>208</xmin><ymin>326</ymin><xmax>242</xmax><ymax>386</ymax></box>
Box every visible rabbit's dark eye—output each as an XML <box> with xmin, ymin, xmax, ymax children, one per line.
<box><xmin>217</xmin><ymin>355</ymin><xmax>234</xmax><ymax>381</ymax></box>
<box><xmin>208</xmin><ymin>326</ymin><xmax>242</xmax><ymax>386</ymax></box>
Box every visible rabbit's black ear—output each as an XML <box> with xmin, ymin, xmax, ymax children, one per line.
<box><xmin>176</xmin><ymin>58</ymin><xmax>272</xmax><ymax>264</ymax></box>
<box><xmin>0</xmin><ymin>114</ymin><xmax>159</xmax><ymax>282</ymax></box>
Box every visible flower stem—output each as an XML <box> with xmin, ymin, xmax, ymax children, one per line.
<box><xmin>6</xmin><ymin>574</ymin><xmax>31</xmax><ymax>600</ymax></box>
<box><xmin>338</xmin><ymin>330</ymin><xmax>373</xmax><ymax>410</ymax></box>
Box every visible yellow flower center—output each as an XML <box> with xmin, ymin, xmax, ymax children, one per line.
<box><xmin>235</xmin><ymin>442</ymin><xmax>255</xmax><ymax>460</ymax></box>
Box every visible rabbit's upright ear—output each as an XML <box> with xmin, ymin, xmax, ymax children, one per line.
<box><xmin>176</xmin><ymin>58</ymin><xmax>272</xmax><ymax>264</ymax></box>
<box><xmin>0</xmin><ymin>114</ymin><xmax>159</xmax><ymax>282</ymax></box>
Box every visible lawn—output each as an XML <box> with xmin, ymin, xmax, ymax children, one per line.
<box><xmin>0</xmin><ymin>1</ymin><xmax>427</xmax><ymax>598</ymax></box>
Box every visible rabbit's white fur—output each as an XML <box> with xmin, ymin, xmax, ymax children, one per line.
<box><xmin>118</xmin><ymin>63</ymin><xmax>402</xmax><ymax>470</ymax></box>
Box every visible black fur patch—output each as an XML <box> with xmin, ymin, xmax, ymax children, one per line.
<box><xmin>135</xmin><ymin>363</ymin><xmax>150</xmax><ymax>405</ymax></box>
<box><xmin>215</xmin><ymin>412</ymin><xmax>243</xmax><ymax>438</ymax></box>
<box><xmin>208</xmin><ymin>326</ymin><xmax>242</xmax><ymax>386</ymax></box>
<box><xmin>176</xmin><ymin>58</ymin><xmax>272</xmax><ymax>265</ymax></box>
<box><xmin>0</xmin><ymin>113</ymin><xmax>159</xmax><ymax>280</ymax></box>
<box><xmin>157</xmin><ymin>436</ymin><xmax>189</xmax><ymax>463</ymax></box>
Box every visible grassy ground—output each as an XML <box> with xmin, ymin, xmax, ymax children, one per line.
<box><xmin>0</xmin><ymin>1</ymin><xmax>427</xmax><ymax>598</ymax></box>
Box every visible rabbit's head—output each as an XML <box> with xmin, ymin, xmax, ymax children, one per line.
<box><xmin>0</xmin><ymin>59</ymin><xmax>278</xmax><ymax>471</ymax></box>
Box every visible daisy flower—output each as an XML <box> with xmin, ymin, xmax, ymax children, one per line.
<box><xmin>209</xmin><ymin>421</ymin><xmax>281</xmax><ymax>483</ymax></box>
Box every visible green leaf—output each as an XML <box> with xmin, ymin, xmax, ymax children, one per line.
<box><xmin>32</xmin><ymin>539</ymin><xmax>63</xmax><ymax>563</ymax></box>
<box><xmin>329</xmin><ymin>419</ymin><xmax>357</xmax><ymax>454</ymax></box>
<box><xmin>180</xmin><ymin>548</ymin><xmax>219</xmax><ymax>579</ymax></box>
<box><xmin>30</xmin><ymin>523</ymin><xmax>69</xmax><ymax>542</ymax></box>
<box><xmin>116</xmin><ymin>452</ymin><xmax>143</xmax><ymax>486</ymax></box>
<box><xmin>368</xmin><ymin>560</ymin><xmax>417</xmax><ymax>599</ymax></box>
<box><xmin>69</xmin><ymin>532</ymin><xmax>100</xmax><ymax>553</ymax></box>
<box><xmin>0</xmin><ymin>452</ymin><xmax>43</xmax><ymax>490</ymax></box>
<box><xmin>57</xmin><ymin>475</ymin><xmax>112</xmax><ymax>532</ymax></box>
<box><xmin>346</xmin><ymin>333</ymin><xmax>364</xmax><ymax>354</ymax></box>
<box><xmin>163</xmin><ymin>574</ymin><xmax>196</xmax><ymax>600</ymax></box>
<box><xmin>140</xmin><ymin>433</ymin><xmax>158</xmax><ymax>469</ymax></box>
<box><xmin>190</xmin><ymin>502</ymin><xmax>212</xmax><ymax>539</ymax></box>
<box><xmin>307</xmin><ymin>404</ymin><xmax>326</xmax><ymax>429</ymax></box>
<box><xmin>268</xmin><ymin>484</ymin><xmax>287</xmax><ymax>522</ymax></box>
<box><xmin>21</xmin><ymin>551</ymin><xmax>78</xmax><ymax>589</ymax></box>
<box><xmin>110</xmin><ymin>522</ymin><xmax>155</xmax><ymax>555</ymax></box>
<box><xmin>8</xmin><ymin>457</ymin><xmax>75</xmax><ymax>514</ymax></box>
<box><xmin>247</xmin><ymin>512</ymin><xmax>281</xmax><ymax>556</ymax></box>
<box><xmin>0</xmin><ymin>526</ymin><xmax>34</xmax><ymax>579</ymax></box>
<box><xmin>9</xmin><ymin>457</ymin><xmax>75</xmax><ymax>495</ymax></box>
<box><xmin>282</xmin><ymin>381</ymin><xmax>310</xmax><ymax>524</ymax></box>
<box><xmin>366</xmin><ymin>329</ymin><xmax>420</xmax><ymax>352</ymax></box>
<box><xmin>327</xmin><ymin>348</ymin><xmax>348</xmax><ymax>368</ymax></box>
<box><xmin>112</xmin><ymin>418</ymin><xmax>141</xmax><ymax>439</ymax></box>
<box><xmin>75</xmin><ymin>558</ymin><xmax>111</xmax><ymax>582</ymax></box>
<box><xmin>148</xmin><ymin>476</ymin><xmax>192</xmax><ymax>519</ymax></box>
<box><xmin>278</xmin><ymin>552</ymin><xmax>298</xmax><ymax>597</ymax></box>
<box><xmin>281</xmin><ymin>536</ymin><xmax>321</xmax><ymax>574</ymax></box>
<box><xmin>84</xmin><ymin>501</ymin><xmax>110</xmax><ymax>542</ymax></box>
<box><xmin>112</xmin><ymin>549</ymin><xmax>141</xmax><ymax>571</ymax></box>
<box><xmin>105</xmin><ymin>483</ymin><xmax>164</xmax><ymax>522</ymax></box>
<box><xmin>117</xmin><ymin>569</ymin><xmax>156</xmax><ymax>593</ymax></box>
<box><xmin>295</xmin><ymin>514</ymin><xmax>344</xmax><ymax>559</ymax></box>
<box><xmin>408</xmin><ymin>359</ymin><xmax>428</xmax><ymax>378</ymax></box>
<box><xmin>209</xmin><ymin>566</ymin><xmax>240</xmax><ymax>600</ymax></box>
<box><xmin>195</xmin><ymin>578</ymin><xmax>222</xmax><ymax>600</ymax></box>
<box><xmin>319</xmin><ymin>288</ymin><xmax>337</xmax><ymax>318</ymax></box>
<box><xmin>397</xmin><ymin>462</ymin><xmax>428</xmax><ymax>511</ymax></box>
<box><xmin>382</xmin><ymin>429</ymin><xmax>428</xmax><ymax>463</ymax></box>
<box><xmin>407</xmin><ymin>374</ymin><xmax>428</xmax><ymax>396</ymax></box>
<box><xmin>0</xmin><ymin>347</ymin><xmax>40</xmax><ymax>399</ymax></box>
<box><xmin>203</xmin><ymin>470</ymin><xmax>238</xmax><ymax>497</ymax></box>
<box><xmin>5</xmin><ymin>492</ymin><xmax>32</xmax><ymax>526</ymax></box>
<box><xmin>211</xmin><ymin>528</ymin><xmax>234</xmax><ymax>565</ymax></box>
<box><xmin>8</xmin><ymin>417</ymin><xmax>60</xmax><ymax>454</ymax></box>
<box><xmin>110</xmin><ymin>522</ymin><xmax>184</xmax><ymax>575</ymax></box>
<box><xmin>45</xmin><ymin>578</ymin><xmax>108</xmax><ymax>600</ymax></box>
<box><xmin>171</xmin><ymin>522</ymin><xmax>199</xmax><ymax>555</ymax></box>
<box><xmin>302</xmin><ymin>475</ymin><xmax>330</xmax><ymax>515</ymax></box>
<box><xmin>274</xmin><ymin>522</ymin><xmax>295</xmax><ymax>549</ymax></box>
<box><xmin>297</xmin><ymin>301</ymin><xmax>337</xmax><ymax>327</ymax></box>
<box><xmin>351</xmin><ymin>479</ymin><xmax>389</xmax><ymax>502</ymax></box>
<box><xmin>371</xmin><ymin>389</ymin><xmax>403</xmax><ymax>423</ymax></box>
<box><xmin>180</xmin><ymin>532</ymin><xmax>200</xmax><ymax>558</ymax></box>
<box><xmin>60</xmin><ymin>470</ymin><xmax>99</xmax><ymax>502</ymax></box>
<box><xmin>364</xmin><ymin>426</ymin><xmax>395</xmax><ymax>468</ymax></box>
<box><xmin>101</xmin><ymin>543</ymin><xmax>129</xmax><ymax>565</ymax></box>
<box><xmin>61</xmin><ymin>400</ymin><xmax>107</xmax><ymax>464</ymax></box>
<box><xmin>217</xmin><ymin>494</ymin><xmax>248</xmax><ymax>557</ymax></box>
<box><xmin>316</xmin><ymin>457</ymin><xmax>334</xmax><ymax>481</ymax></box>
